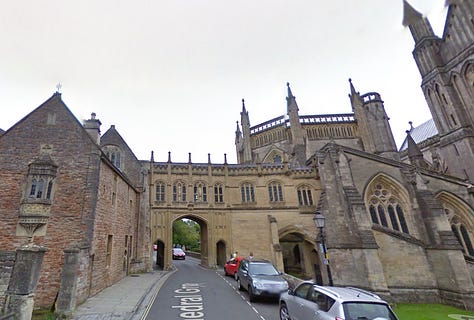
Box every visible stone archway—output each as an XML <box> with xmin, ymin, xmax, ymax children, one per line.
<box><xmin>154</xmin><ymin>240</ymin><xmax>165</xmax><ymax>270</ymax></box>
<box><xmin>279</xmin><ymin>231</ymin><xmax>321</xmax><ymax>281</ymax></box>
<box><xmin>216</xmin><ymin>240</ymin><xmax>227</xmax><ymax>267</ymax></box>
<box><xmin>171</xmin><ymin>214</ymin><xmax>209</xmax><ymax>268</ymax></box>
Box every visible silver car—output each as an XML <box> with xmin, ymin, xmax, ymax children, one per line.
<box><xmin>279</xmin><ymin>282</ymin><xmax>399</xmax><ymax>320</ymax></box>
<box><xmin>236</xmin><ymin>259</ymin><xmax>288</xmax><ymax>302</ymax></box>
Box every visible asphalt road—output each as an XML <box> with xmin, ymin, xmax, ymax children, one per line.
<box><xmin>143</xmin><ymin>256</ymin><xmax>280</xmax><ymax>320</ymax></box>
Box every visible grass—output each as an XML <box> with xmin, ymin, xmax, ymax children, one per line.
<box><xmin>393</xmin><ymin>303</ymin><xmax>474</xmax><ymax>320</ymax></box>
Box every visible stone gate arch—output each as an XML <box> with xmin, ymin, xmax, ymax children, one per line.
<box><xmin>279</xmin><ymin>226</ymin><xmax>321</xmax><ymax>283</ymax></box>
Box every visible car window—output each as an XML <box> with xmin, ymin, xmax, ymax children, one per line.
<box><xmin>342</xmin><ymin>302</ymin><xmax>397</xmax><ymax>320</ymax></box>
<box><xmin>309</xmin><ymin>290</ymin><xmax>335</xmax><ymax>312</ymax></box>
<box><xmin>294</xmin><ymin>283</ymin><xmax>312</xmax><ymax>299</ymax></box>
<box><xmin>248</xmin><ymin>262</ymin><xmax>279</xmax><ymax>275</ymax></box>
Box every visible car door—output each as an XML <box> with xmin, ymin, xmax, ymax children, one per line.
<box><xmin>238</xmin><ymin>259</ymin><xmax>250</xmax><ymax>289</ymax></box>
<box><xmin>284</xmin><ymin>283</ymin><xmax>313</xmax><ymax>320</ymax></box>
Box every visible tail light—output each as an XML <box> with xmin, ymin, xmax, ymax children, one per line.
<box><xmin>335</xmin><ymin>317</ymin><xmax>344</xmax><ymax>320</ymax></box>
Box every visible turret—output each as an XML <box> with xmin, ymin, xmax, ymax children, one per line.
<box><xmin>286</xmin><ymin>83</ymin><xmax>307</xmax><ymax>166</ymax></box>
<box><xmin>349</xmin><ymin>79</ymin><xmax>398</xmax><ymax>160</ymax></box>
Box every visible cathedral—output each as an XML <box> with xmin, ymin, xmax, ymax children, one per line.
<box><xmin>0</xmin><ymin>0</ymin><xmax>473</xmax><ymax>315</ymax></box>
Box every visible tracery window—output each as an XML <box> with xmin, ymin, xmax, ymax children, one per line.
<box><xmin>155</xmin><ymin>182</ymin><xmax>166</xmax><ymax>202</ymax></box>
<box><xmin>273</xmin><ymin>155</ymin><xmax>282</xmax><ymax>163</ymax></box>
<box><xmin>445</xmin><ymin>208</ymin><xmax>474</xmax><ymax>257</ymax></box>
<box><xmin>173</xmin><ymin>181</ymin><xmax>186</xmax><ymax>202</ymax></box>
<box><xmin>194</xmin><ymin>182</ymin><xmax>207</xmax><ymax>203</ymax></box>
<box><xmin>368</xmin><ymin>183</ymin><xmax>409</xmax><ymax>234</ymax></box>
<box><xmin>104</xmin><ymin>145</ymin><xmax>123</xmax><ymax>170</ymax></box>
<box><xmin>241</xmin><ymin>183</ymin><xmax>255</xmax><ymax>203</ymax></box>
<box><xmin>25</xmin><ymin>153</ymin><xmax>58</xmax><ymax>203</ymax></box>
<box><xmin>297</xmin><ymin>186</ymin><xmax>314</xmax><ymax>206</ymax></box>
<box><xmin>214</xmin><ymin>183</ymin><xmax>224</xmax><ymax>203</ymax></box>
<box><xmin>268</xmin><ymin>182</ymin><xmax>283</xmax><ymax>202</ymax></box>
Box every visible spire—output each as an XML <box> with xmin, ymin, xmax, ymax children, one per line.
<box><xmin>150</xmin><ymin>150</ymin><xmax>154</xmax><ymax>162</ymax></box>
<box><xmin>348</xmin><ymin>78</ymin><xmax>362</xmax><ymax>108</ymax></box>
<box><xmin>402</xmin><ymin>0</ymin><xmax>435</xmax><ymax>43</ymax></box>
<box><xmin>406</xmin><ymin>130</ymin><xmax>429</xmax><ymax>169</ymax></box>
<box><xmin>286</xmin><ymin>82</ymin><xmax>297</xmax><ymax>109</ymax></box>
<box><xmin>242</xmin><ymin>98</ymin><xmax>246</xmax><ymax>113</ymax></box>
<box><xmin>402</xmin><ymin>0</ymin><xmax>423</xmax><ymax>27</ymax></box>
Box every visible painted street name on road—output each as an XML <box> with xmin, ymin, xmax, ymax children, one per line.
<box><xmin>172</xmin><ymin>283</ymin><xmax>205</xmax><ymax>319</ymax></box>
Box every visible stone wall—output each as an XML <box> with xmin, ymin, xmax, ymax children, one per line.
<box><xmin>0</xmin><ymin>252</ymin><xmax>15</xmax><ymax>311</ymax></box>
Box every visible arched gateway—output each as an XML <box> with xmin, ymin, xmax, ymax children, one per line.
<box><xmin>147</xmin><ymin>157</ymin><xmax>323</xmax><ymax>276</ymax></box>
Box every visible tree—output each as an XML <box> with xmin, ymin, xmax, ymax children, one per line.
<box><xmin>173</xmin><ymin>219</ymin><xmax>200</xmax><ymax>252</ymax></box>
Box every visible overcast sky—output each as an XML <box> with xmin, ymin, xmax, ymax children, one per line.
<box><xmin>0</xmin><ymin>1</ymin><xmax>448</xmax><ymax>163</ymax></box>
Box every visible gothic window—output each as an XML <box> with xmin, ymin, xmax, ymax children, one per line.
<box><xmin>268</xmin><ymin>182</ymin><xmax>283</xmax><ymax>202</ymax></box>
<box><xmin>173</xmin><ymin>181</ymin><xmax>186</xmax><ymax>202</ymax></box>
<box><xmin>155</xmin><ymin>182</ymin><xmax>166</xmax><ymax>202</ymax></box>
<box><xmin>444</xmin><ymin>207</ymin><xmax>474</xmax><ymax>257</ymax></box>
<box><xmin>241</xmin><ymin>183</ymin><xmax>255</xmax><ymax>203</ymax></box>
<box><xmin>25</xmin><ymin>154</ymin><xmax>58</xmax><ymax>203</ymax></box>
<box><xmin>297</xmin><ymin>186</ymin><xmax>314</xmax><ymax>206</ymax></box>
<box><xmin>274</xmin><ymin>155</ymin><xmax>282</xmax><ymax>163</ymax></box>
<box><xmin>367</xmin><ymin>183</ymin><xmax>409</xmax><ymax>234</ymax></box>
<box><xmin>214</xmin><ymin>183</ymin><xmax>224</xmax><ymax>203</ymax></box>
<box><xmin>194</xmin><ymin>182</ymin><xmax>207</xmax><ymax>203</ymax></box>
<box><xmin>103</xmin><ymin>145</ymin><xmax>123</xmax><ymax>170</ymax></box>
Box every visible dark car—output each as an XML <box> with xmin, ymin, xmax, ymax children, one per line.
<box><xmin>236</xmin><ymin>258</ymin><xmax>288</xmax><ymax>302</ymax></box>
<box><xmin>172</xmin><ymin>248</ymin><xmax>186</xmax><ymax>260</ymax></box>
<box><xmin>224</xmin><ymin>256</ymin><xmax>243</xmax><ymax>280</ymax></box>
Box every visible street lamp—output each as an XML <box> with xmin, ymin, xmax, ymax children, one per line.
<box><xmin>313</xmin><ymin>212</ymin><xmax>334</xmax><ymax>286</ymax></box>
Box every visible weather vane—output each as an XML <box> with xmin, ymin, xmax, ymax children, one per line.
<box><xmin>56</xmin><ymin>82</ymin><xmax>62</xmax><ymax>93</ymax></box>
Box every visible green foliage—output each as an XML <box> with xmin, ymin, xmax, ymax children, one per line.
<box><xmin>393</xmin><ymin>303</ymin><xmax>474</xmax><ymax>320</ymax></box>
<box><xmin>173</xmin><ymin>219</ymin><xmax>200</xmax><ymax>252</ymax></box>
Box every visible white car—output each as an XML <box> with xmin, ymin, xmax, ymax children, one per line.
<box><xmin>279</xmin><ymin>283</ymin><xmax>398</xmax><ymax>320</ymax></box>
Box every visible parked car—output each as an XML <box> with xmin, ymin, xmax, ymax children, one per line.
<box><xmin>279</xmin><ymin>282</ymin><xmax>399</xmax><ymax>320</ymax></box>
<box><xmin>236</xmin><ymin>258</ymin><xmax>288</xmax><ymax>302</ymax></box>
<box><xmin>224</xmin><ymin>256</ymin><xmax>243</xmax><ymax>280</ymax></box>
<box><xmin>172</xmin><ymin>248</ymin><xmax>186</xmax><ymax>260</ymax></box>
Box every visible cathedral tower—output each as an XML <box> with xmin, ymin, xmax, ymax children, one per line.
<box><xmin>403</xmin><ymin>0</ymin><xmax>474</xmax><ymax>181</ymax></box>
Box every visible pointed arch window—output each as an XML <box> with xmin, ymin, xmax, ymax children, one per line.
<box><xmin>173</xmin><ymin>181</ymin><xmax>186</xmax><ymax>203</ymax></box>
<box><xmin>241</xmin><ymin>183</ymin><xmax>255</xmax><ymax>203</ymax></box>
<box><xmin>268</xmin><ymin>182</ymin><xmax>283</xmax><ymax>202</ymax></box>
<box><xmin>194</xmin><ymin>182</ymin><xmax>207</xmax><ymax>203</ymax></box>
<box><xmin>297</xmin><ymin>186</ymin><xmax>314</xmax><ymax>206</ymax></box>
<box><xmin>214</xmin><ymin>183</ymin><xmax>224</xmax><ymax>203</ymax></box>
<box><xmin>445</xmin><ymin>207</ymin><xmax>474</xmax><ymax>257</ymax></box>
<box><xmin>155</xmin><ymin>182</ymin><xmax>166</xmax><ymax>202</ymax></box>
<box><xmin>367</xmin><ymin>183</ymin><xmax>409</xmax><ymax>234</ymax></box>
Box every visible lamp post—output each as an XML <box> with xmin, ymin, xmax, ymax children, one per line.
<box><xmin>313</xmin><ymin>212</ymin><xmax>333</xmax><ymax>286</ymax></box>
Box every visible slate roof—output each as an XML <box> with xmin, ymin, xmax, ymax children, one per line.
<box><xmin>399</xmin><ymin>119</ymin><xmax>438</xmax><ymax>151</ymax></box>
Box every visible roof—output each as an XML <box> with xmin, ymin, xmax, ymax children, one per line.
<box><xmin>399</xmin><ymin>118</ymin><xmax>438</xmax><ymax>151</ymax></box>
<box><xmin>314</xmin><ymin>285</ymin><xmax>386</xmax><ymax>303</ymax></box>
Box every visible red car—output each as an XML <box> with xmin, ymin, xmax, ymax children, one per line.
<box><xmin>224</xmin><ymin>256</ymin><xmax>243</xmax><ymax>280</ymax></box>
<box><xmin>172</xmin><ymin>248</ymin><xmax>186</xmax><ymax>260</ymax></box>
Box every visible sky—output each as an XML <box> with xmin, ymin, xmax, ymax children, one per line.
<box><xmin>0</xmin><ymin>1</ymin><xmax>448</xmax><ymax>163</ymax></box>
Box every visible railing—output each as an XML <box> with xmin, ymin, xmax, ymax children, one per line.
<box><xmin>299</xmin><ymin>113</ymin><xmax>355</xmax><ymax>124</ymax></box>
<box><xmin>250</xmin><ymin>115</ymin><xmax>287</xmax><ymax>134</ymax></box>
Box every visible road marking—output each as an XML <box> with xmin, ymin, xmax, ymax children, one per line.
<box><xmin>172</xmin><ymin>283</ymin><xmax>205</xmax><ymax>320</ymax></box>
<box><xmin>216</xmin><ymin>270</ymin><xmax>267</xmax><ymax>320</ymax></box>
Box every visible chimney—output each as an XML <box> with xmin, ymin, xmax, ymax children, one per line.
<box><xmin>83</xmin><ymin>112</ymin><xmax>101</xmax><ymax>144</ymax></box>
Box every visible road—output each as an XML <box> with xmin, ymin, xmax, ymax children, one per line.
<box><xmin>143</xmin><ymin>256</ymin><xmax>280</xmax><ymax>320</ymax></box>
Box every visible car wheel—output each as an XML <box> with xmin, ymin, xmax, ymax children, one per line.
<box><xmin>248</xmin><ymin>286</ymin><xmax>256</xmax><ymax>302</ymax></box>
<box><xmin>224</xmin><ymin>268</ymin><xmax>229</xmax><ymax>276</ymax></box>
<box><xmin>237</xmin><ymin>278</ymin><xmax>243</xmax><ymax>291</ymax></box>
<box><xmin>279</xmin><ymin>303</ymin><xmax>291</xmax><ymax>320</ymax></box>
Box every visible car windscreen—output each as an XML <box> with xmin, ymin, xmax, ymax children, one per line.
<box><xmin>248</xmin><ymin>263</ymin><xmax>279</xmax><ymax>275</ymax></box>
<box><xmin>342</xmin><ymin>302</ymin><xmax>397</xmax><ymax>320</ymax></box>
<box><xmin>173</xmin><ymin>249</ymin><xmax>184</xmax><ymax>254</ymax></box>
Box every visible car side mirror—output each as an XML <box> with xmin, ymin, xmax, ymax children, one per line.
<box><xmin>287</xmin><ymin>288</ymin><xmax>294</xmax><ymax>295</ymax></box>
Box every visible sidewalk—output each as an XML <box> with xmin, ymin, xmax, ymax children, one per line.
<box><xmin>72</xmin><ymin>268</ymin><xmax>175</xmax><ymax>320</ymax></box>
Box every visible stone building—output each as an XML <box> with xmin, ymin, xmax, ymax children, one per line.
<box><xmin>0</xmin><ymin>93</ymin><xmax>150</xmax><ymax>314</ymax></box>
<box><xmin>0</xmin><ymin>0</ymin><xmax>473</xmax><ymax>314</ymax></box>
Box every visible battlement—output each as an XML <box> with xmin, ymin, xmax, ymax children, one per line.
<box><xmin>300</xmin><ymin>113</ymin><xmax>355</xmax><ymax>124</ymax></box>
<box><xmin>361</xmin><ymin>92</ymin><xmax>383</xmax><ymax>104</ymax></box>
